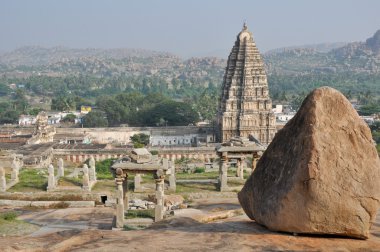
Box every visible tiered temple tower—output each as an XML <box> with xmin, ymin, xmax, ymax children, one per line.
<box><xmin>217</xmin><ymin>23</ymin><xmax>276</xmax><ymax>144</ymax></box>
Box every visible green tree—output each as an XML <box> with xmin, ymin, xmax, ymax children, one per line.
<box><xmin>130</xmin><ymin>133</ymin><xmax>150</xmax><ymax>148</ymax></box>
<box><xmin>61</xmin><ymin>113</ymin><xmax>77</xmax><ymax>123</ymax></box>
<box><xmin>82</xmin><ymin>111</ymin><xmax>108</xmax><ymax>127</ymax></box>
<box><xmin>51</xmin><ymin>96</ymin><xmax>76</xmax><ymax>111</ymax></box>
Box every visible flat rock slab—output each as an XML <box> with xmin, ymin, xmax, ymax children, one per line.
<box><xmin>0</xmin><ymin>204</ymin><xmax>379</xmax><ymax>251</ymax></box>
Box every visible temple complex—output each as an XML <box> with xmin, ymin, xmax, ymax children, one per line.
<box><xmin>217</xmin><ymin>23</ymin><xmax>276</xmax><ymax>144</ymax></box>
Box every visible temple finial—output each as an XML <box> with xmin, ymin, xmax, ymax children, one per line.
<box><xmin>243</xmin><ymin>20</ymin><xmax>247</xmax><ymax>30</ymax></box>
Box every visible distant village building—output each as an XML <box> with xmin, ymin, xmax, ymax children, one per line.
<box><xmin>18</xmin><ymin>115</ymin><xmax>37</xmax><ymax>126</ymax></box>
<box><xmin>217</xmin><ymin>23</ymin><xmax>276</xmax><ymax>145</ymax></box>
<box><xmin>150</xmin><ymin>126</ymin><xmax>214</xmax><ymax>147</ymax></box>
<box><xmin>81</xmin><ymin>106</ymin><xmax>92</xmax><ymax>114</ymax></box>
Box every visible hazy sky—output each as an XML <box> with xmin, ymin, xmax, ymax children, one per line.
<box><xmin>1</xmin><ymin>0</ymin><xmax>379</xmax><ymax>58</ymax></box>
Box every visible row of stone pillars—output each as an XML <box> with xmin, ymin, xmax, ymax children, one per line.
<box><xmin>66</xmin><ymin>154</ymin><xmax>122</xmax><ymax>163</ymax></box>
<box><xmin>0</xmin><ymin>159</ymin><xmax>21</xmax><ymax>192</ymax></box>
<box><xmin>159</xmin><ymin>153</ymin><xmax>216</xmax><ymax>162</ymax></box>
<box><xmin>47</xmin><ymin>157</ymin><xmax>97</xmax><ymax>191</ymax></box>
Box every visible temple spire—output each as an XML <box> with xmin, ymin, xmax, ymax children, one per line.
<box><xmin>217</xmin><ymin>24</ymin><xmax>277</xmax><ymax>145</ymax></box>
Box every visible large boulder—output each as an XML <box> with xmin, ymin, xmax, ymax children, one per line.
<box><xmin>238</xmin><ymin>87</ymin><xmax>380</xmax><ymax>239</ymax></box>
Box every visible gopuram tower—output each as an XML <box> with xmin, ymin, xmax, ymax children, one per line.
<box><xmin>217</xmin><ymin>23</ymin><xmax>276</xmax><ymax>145</ymax></box>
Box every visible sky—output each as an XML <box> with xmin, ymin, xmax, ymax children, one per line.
<box><xmin>0</xmin><ymin>0</ymin><xmax>379</xmax><ymax>58</ymax></box>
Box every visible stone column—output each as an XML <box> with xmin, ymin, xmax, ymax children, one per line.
<box><xmin>154</xmin><ymin>170</ymin><xmax>165</xmax><ymax>222</ymax></box>
<box><xmin>252</xmin><ymin>156</ymin><xmax>257</xmax><ymax>173</ymax></box>
<box><xmin>0</xmin><ymin>166</ymin><xmax>6</xmax><ymax>192</ymax></box>
<box><xmin>115</xmin><ymin>168</ymin><xmax>125</xmax><ymax>228</ymax></box>
<box><xmin>134</xmin><ymin>174</ymin><xmax>142</xmax><ymax>192</ymax></box>
<box><xmin>57</xmin><ymin>158</ymin><xmax>64</xmax><ymax>177</ymax></box>
<box><xmin>239</xmin><ymin>157</ymin><xmax>245</xmax><ymax>180</ymax></box>
<box><xmin>236</xmin><ymin>159</ymin><xmax>241</xmax><ymax>177</ymax></box>
<box><xmin>82</xmin><ymin>164</ymin><xmax>90</xmax><ymax>191</ymax></box>
<box><xmin>219</xmin><ymin>152</ymin><xmax>228</xmax><ymax>192</ymax></box>
<box><xmin>89</xmin><ymin>156</ymin><xmax>97</xmax><ymax>182</ymax></box>
<box><xmin>11</xmin><ymin>159</ymin><xmax>19</xmax><ymax>183</ymax></box>
<box><xmin>122</xmin><ymin>174</ymin><xmax>129</xmax><ymax>211</ymax></box>
<box><xmin>168</xmin><ymin>161</ymin><xmax>176</xmax><ymax>192</ymax></box>
<box><xmin>47</xmin><ymin>164</ymin><xmax>55</xmax><ymax>191</ymax></box>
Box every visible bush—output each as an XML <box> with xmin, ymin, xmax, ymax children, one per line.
<box><xmin>0</xmin><ymin>211</ymin><xmax>18</xmax><ymax>221</ymax></box>
<box><xmin>150</xmin><ymin>150</ymin><xmax>158</xmax><ymax>155</ymax></box>
<box><xmin>194</xmin><ymin>167</ymin><xmax>205</xmax><ymax>173</ymax></box>
<box><xmin>95</xmin><ymin>158</ymin><xmax>115</xmax><ymax>180</ymax></box>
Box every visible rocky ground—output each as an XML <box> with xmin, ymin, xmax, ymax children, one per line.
<box><xmin>0</xmin><ymin>198</ymin><xmax>379</xmax><ymax>251</ymax></box>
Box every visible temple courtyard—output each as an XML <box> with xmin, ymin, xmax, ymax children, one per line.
<box><xmin>0</xmin><ymin>197</ymin><xmax>379</xmax><ymax>251</ymax></box>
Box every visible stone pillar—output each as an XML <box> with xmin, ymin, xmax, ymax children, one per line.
<box><xmin>123</xmin><ymin>174</ymin><xmax>129</xmax><ymax>211</ymax></box>
<box><xmin>82</xmin><ymin>164</ymin><xmax>90</xmax><ymax>191</ymax></box>
<box><xmin>239</xmin><ymin>158</ymin><xmax>245</xmax><ymax>180</ymax></box>
<box><xmin>236</xmin><ymin>159</ymin><xmax>241</xmax><ymax>177</ymax></box>
<box><xmin>252</xmin><ymin>157</ymin><xmax>257</xmax><ymax>173</ymax></box>
<box><xmin>168</xmin><ymin>161</ymin><xmax>176</xmax><ymax>192</ymax></box>
<box><xmin>11</xmin><ymin>159</ymin><xmax>19</xmax><ymax>183</ymax></box>
<box><xmin>66</xmin><ymin>155</ymin><xmax>70</xmax><ymax>161</ymax></box>
<box><xmin>0</xmin><ymin>166</ymin><xmax>6</xmax><ymax>192</ymax></box>
<box><xmin>115</xmin><ymin>168</ymin><xmax>125</xmax><ymax>228</ymax></box>
<box><xmin>219</xmin><ymin>152</ymin><xmax>228</xmax><ymax>192</ymax></box>
<box><xmin>134</xmin><ymin>174</ymin><xmax>142</xmax><ymax>192</ymax></box>
<box><xmin>78</xmin><ymin>155</ymin><xmax>83</xmax><ymax>163</ymax></box>
<box><xmin>154</xmin><ymin>170</ymin><xmax>165</xmax><ymax>222</ymax></box>
<box><xmin>89</xmin><ymin>156</ymin><xmax>97</xmax><ymax>182</ymax></box>
<box><xmin>57</xmin><ymin>158</ymin><xmax>64</xmax><ymax>177</ymax></box>
<box><xmin>47</xmin><ymin>164</ymin><xmax>55</xmax><ymax>191</ymax></box>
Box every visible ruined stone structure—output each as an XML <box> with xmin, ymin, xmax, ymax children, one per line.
<box><xmin>217</xmin><ymin>23</ymin><xmax>276</xmax><ymax>144</ymax></box>
<box><xmin>111</xmin><ymin>149</ymin><xmax>171</xmax><ymax>228</ymax></box>
<box><xmin>27</xmin><ymin>111</ymin><xmax>56</xmax><ymax>145</ymax></box>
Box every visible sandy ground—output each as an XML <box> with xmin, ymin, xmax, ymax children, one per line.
<box><xmin>0</xmin><ymin>199</ymin><xmax>379</xmax><ymax>252</ymax></box>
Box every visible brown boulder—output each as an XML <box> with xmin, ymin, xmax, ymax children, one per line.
<box><xmin>238</xmin><ymin>86</ymin><xmax>380</xmax><ymax>239</ymax></box>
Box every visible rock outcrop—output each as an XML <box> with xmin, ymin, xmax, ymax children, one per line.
<box><xmin>238</xmin><ymin>86</ymin><xmax>380</xmax><ymax>239</ymax></box>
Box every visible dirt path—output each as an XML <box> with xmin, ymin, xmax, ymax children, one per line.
<box><xmin>0</xmin><ymin>199</ymin><xmax>379</xmax><ymax>251</ymax></box>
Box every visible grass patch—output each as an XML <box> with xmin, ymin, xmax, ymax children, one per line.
<box><xmin>123</xmin><ymin>224</ymin><xmax>147</xmax><ymax>231</ymax></box>
<box><xmin>95</xmin><ymin>158</ymin><xmax>116</xmax><ymax>180</ymax></box>
<box><xmin>126</xmin><ymin>209</ymin><xmax>155</xmax><ymax>219</ymax></box>
<box><xmin>377</xmin><ymin>144</ymin><xmax>380</xmax><ymax>153</ymax></box>
<box><xmin>176</xmin><ymin>171</ymin><xmax>219</xmax><ymax>180</ymax></box>
<box><xmin>0</xmin><ymin>210</ymin><xmax>39</xmax><ymax>236</ymax></box>
<box><xmin>8</xmin><ymin>169</ymin><xmax>47</xmax><ymax>192</ymax></box>
<box><xmin>176</xmin><ymin>183</ymin><xmax>218</xmax><ymax>193</ymax></box>
<box><xmin>92</xmin><ymin>179</ymin><xmax>115</xmax><ymax>193</ymax></box>
<box><xmin>58</xmin><ymin>177</ymin><xmax>82</xmax><ymax>186</ymax></box>
<box><xmin>0</xmin><ymin>211</ymin><xmax>18</xmax><ymax>221</ymax></box>
<box><xmin>194</xmin><ymin>167</ymin><xmax>205</xmax><ymax>173</ymax></box>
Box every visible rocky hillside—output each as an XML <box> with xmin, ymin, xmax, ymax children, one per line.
<box><xmin>264</xmin><ymin>30</ymin><xmax>380</xmax><ymax>75</ymax></box>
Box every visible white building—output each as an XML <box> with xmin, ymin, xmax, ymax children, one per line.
<box><xmin>18</xmin><ymin>115</ymin><xmax>37</xmax><ymax>126</ymax></box>
<box><xmin>276</xmin><ymin>113</ymin><xmax>296</xmax><ymax>123</ymax></box>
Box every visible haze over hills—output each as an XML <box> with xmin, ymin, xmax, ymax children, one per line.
<box><xmin>0</xmin><ymin>29</ymin><xmax>379</xmax><ymax>101</ymax></box>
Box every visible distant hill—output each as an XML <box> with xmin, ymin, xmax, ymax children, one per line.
<box><xmin>0</xmin><ymin>29</ymin><xmax>379</xmax><ymax>101</ymax></box>
<box><xmin>264</xmin><ymin>30</ymin><xmax>380</xmax><ymax>75</ymax></box>
<box><xmin>0</xmin><ymin>46</ymin><xmax>178</xmax><ymax>67</ymax></box>
<box><xmin>265</xmin><ymin>42</ymin><xmax>347</xmax><ymax>54</ymax></box>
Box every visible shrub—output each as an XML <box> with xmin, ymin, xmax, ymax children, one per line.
<box><xmin>194</xmin><ymin>167</ymin><xmax>205</xmax><ymax>173</ymax></box>
<box><xmin>150</xmin><ymin>150</ymin><xmax>158</xmax><ymax>155</ymax></box>
<box><xmin>85</xmin><ymin>158</ymin><xmax>116</xmax><ymax>180</ymax></box>
<box><xmin>0</xmin><ymin>211</ymin><xmax>18</xmax><ymax>221</ymax></box>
